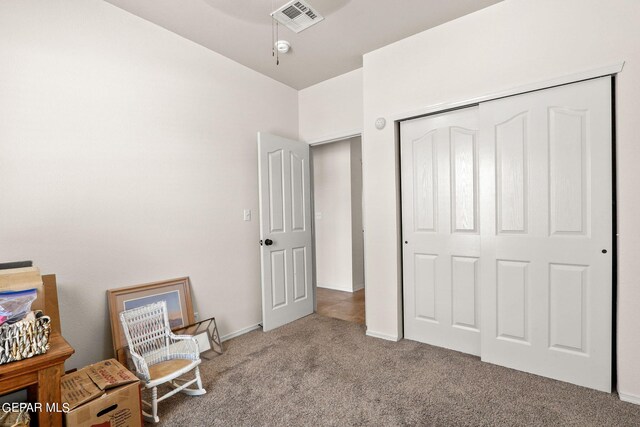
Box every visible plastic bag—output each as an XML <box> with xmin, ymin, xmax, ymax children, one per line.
<box><xmin>0</xmin><ymin>288</ymin><xmax>37</xmax><ymax>326</ymax></box>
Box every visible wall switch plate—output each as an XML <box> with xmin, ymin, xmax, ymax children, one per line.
<box><xmin>244</xmin><ymin>209</ymin><xmax>251</xmax><ymax>221</ymax></box>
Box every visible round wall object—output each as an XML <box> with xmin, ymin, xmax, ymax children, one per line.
<box><xmin>375</xmin><ymin>117</ymin><xmax>386</xmax><ymax>130</ymax></box>
<box><xmin>275</xmin><ymin>40</ymin><xmax>291</xmax><ymax>54</ymax></box>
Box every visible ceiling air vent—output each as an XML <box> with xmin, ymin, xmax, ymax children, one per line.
<box><xmin>271</xmin><ymin>0</ymin><xmax>324</xmax><ymax>33</ymax></box>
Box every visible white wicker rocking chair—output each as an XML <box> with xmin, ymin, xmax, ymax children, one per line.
<box><xmin>119</xmin><ymin>301</ymin><xmax>206</xmax><ymax>423</ymax></box>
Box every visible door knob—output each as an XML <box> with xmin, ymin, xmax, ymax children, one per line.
<box><xmin>264</xmin><ymin>239</ymin><xmax>274</xmax><ymax>246</ymax></box>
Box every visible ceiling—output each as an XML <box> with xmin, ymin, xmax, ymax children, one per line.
<box><xmin>104</xmin><ymin>0</ymin><xmax>502</xmax><ymax>89</ymax></box>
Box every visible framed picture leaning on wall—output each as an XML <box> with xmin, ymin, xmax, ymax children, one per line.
<box><xmin>107</xmin><ymin>277</ymin><xmax>195</xmax><ymax>364</ymax></box>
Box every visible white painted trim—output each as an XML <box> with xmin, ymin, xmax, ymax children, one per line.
<box><xmin>220</xmin><ymin>323</ymin><xmax>262</xmax><ymax>342</ymax></box>
<box><xmin>619</xmin><ymin>392</ymin><xmax>640</xmax><ymax>405</ymax></box>
<box><xmin>305</xmin><ymin>128</ymin><xmax>362</xmax><ymax>146</ymax></box>
<box><xmin>366</xmin><ymin>330</ymin><xmax>400</xmax><ymax>342</ymax></box>
<box><xmin>391</xmin><ymin>62</ymin><xmax>625</xmax><ymax>122</ymax></box>
<box><xmin>317</xmin><ymin>283</ymin><xmax>364</xmax><ymax>292</ymax></box>
<box><xmin>317</xmin><ymin>283</ymin><xmax>356</xmax><ymax>293</ymax></box>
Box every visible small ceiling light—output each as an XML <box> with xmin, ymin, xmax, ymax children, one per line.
<box><xmin>275</xmin><ymin>40</ymin><xmax>291</xmax><ymax>54</ymax></box>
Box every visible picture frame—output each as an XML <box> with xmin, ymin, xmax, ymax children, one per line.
<box><xmin>173</xmin><ymin>317</ymin><xmax>223</xmax><ymax>359</ymax></box>
<box><xmin>107</xmin><ymin>277</ymin><xmax>195</xmax><ymax>364</ymax></box>
<box><xmin>192</xmin><ymin>331</ymin><xmax>212</xmax><ymax>354</ymax></box>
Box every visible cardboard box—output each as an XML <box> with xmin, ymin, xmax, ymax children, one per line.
<box><xmin>61</xmin><ymin>359</ymin><xmax>142</xmax><ymax>427</ymax></box>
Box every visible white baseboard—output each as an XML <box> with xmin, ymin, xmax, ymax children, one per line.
<box><xmin>366</xmin><ymin>330</ymin><xmax>400</xmax><ymax>342</ymax></box>
<box><xmin>220</xmin><ymin>323</ymin><xmax>262</xmax><ymax>342</ymax></box>
<box><xmin>317</xmin><ymin>283</ymin><xmax>354</xmax><ymax>292</ymax></box>
<box><xmin>619</xmin><ymin>392</ymin><xmax>640</xmax><ymax>405</ymax></box>
<box><xmin>318</xmin><ymin>283</ymin><xmax>364</xmax><ymax>293</ymax></box>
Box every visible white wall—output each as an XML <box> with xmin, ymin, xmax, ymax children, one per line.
<box><xmin>350</xmin><ymin>138</ymin><xmax>365</xmax><ymax>291</ymax></box>
<box><xmin>0</xmin><ymin>0</ymin><xmax>298</xmax><ymax>369</ymax></box>
<box><xmin>311</xmin><ymin>136</ymin><xmax>364</xmax><ymax>292</ymax></box>
<box><xmin>312</xmin><ymin>140</ymin><xmax>354</xmax><ymax>291</ymax></box>
<box><xmin>299</xmin><ymin>69</ymin><xmax>363</xmax><ymax>143</ymax></box>
<box><xmin>312</xmin><ymin>137</ymin><xmax>364</xmax><ymax>293</ymax></box>
<box><xmin>362</xmin><ymin>0</ymin><xmax>640</xmax><ymax>399</ymax></box>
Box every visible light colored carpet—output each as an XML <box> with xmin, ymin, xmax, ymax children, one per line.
<box><xmin>156</xmin><ymin>314</ymin><xmax>640</xmax><ymax>426</ymax></box>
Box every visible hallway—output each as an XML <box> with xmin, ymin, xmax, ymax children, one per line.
<box><xmin>316</xmin><ymin>288</ymin><xmax>365</xmax><ymax>325</ymax></box>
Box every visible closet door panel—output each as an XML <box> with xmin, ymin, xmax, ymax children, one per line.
<box><xmin>479</xmin><ymin>77</ymin><xmax>612</xmax><ymax>392</ymax></box>
<box><xmin>401</xmin><ymin>107</ymin><xmax>481</xmax><ymax>356</ymax></box>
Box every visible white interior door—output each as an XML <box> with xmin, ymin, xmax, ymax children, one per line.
<box><xmin>401</xmin><ymin>107</ymin><xmax>481</xmax><ymax>356</ymax></box>
<box><xmin>258</xmin><ymin>132</ymin><xmax>313</xmax><ymax>331</ymax></box>
<box><xmin>478</xmin><ymin>77</ymin><xmax>612</xmax><ymax>392</ymax></box>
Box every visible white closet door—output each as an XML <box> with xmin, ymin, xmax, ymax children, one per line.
<box><xmin>478</xmin><ymin>77</ymin><xmax>612</xmax><ymax>392</ymax></box>
<box><xmin>401</xmin><ymin>107</ymin><xmax>481</xmax><ymax>356</ymax></box>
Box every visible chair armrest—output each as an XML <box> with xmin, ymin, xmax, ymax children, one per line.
<box><xmin>128</xmin><ymin>347</ymin><xmax>150</xmax><ymax>380</ymax></box>
<box><xmin>168</xmin><ymin>333</ymin><xmax>201</xmax><ymax>359</ymax></box>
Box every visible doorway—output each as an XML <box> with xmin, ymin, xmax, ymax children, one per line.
<box><xmin>311</xmin><ymin>136</ymin><xmax>365</xmax><ymax>324</ymax></box>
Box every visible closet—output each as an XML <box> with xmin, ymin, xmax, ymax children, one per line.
<box><xmin>401</xmin><ymin>77</ymin><xmax>613</xmax><ymax>392</ymax></box>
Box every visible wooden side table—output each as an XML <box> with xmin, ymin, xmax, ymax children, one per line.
<box><xmin>0</xmin><ymin>333</ymin><xmax>74</xmax><ymax>427</ymax></box>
